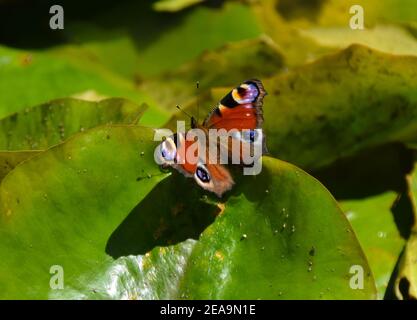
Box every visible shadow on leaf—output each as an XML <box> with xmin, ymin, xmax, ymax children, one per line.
<box><xmin>106</xmin><ymin>171</ymin><xmax>220</xmax><ymax>258</ymax></box>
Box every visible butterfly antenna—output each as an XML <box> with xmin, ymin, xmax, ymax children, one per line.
<box><xmin>176</xmin><ymin>105</ymin><xmax>193</xmax><ymax>120</ymax></box>
<box><xmin>196</xmin><ymin>81</ymin><xmax>200</xmax><ymax>124</ymax></box>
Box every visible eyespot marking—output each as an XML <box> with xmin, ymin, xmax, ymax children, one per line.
<box><xmin>232</xmin><ymin>83</ymin><xmax>259</xmax><ymax>104</ymax></box>
<box><xmin>160</xmin><ymin>137</ymin><xmax>177</xmax><ymax>162</ymax></box>
<box><xmin>196</xmin><ymin>165</ymin><xmax>210</xmax><ymax>183</ymax></box>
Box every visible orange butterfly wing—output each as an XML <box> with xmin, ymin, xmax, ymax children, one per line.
<box><xmin>203</xmin><ymin>79</ymin><xmax>267</xmax><ymax>164</ymax></box>
<box><xmin>203</xmin><ymin>79</ymin><xmax>266</xmax><ymax>132</ymax></box>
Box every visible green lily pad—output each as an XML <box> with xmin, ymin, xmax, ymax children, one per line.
<box><xmin>339</xmin><ymin>193</ymin><xmax>405</xmax><ymax>299</ymax></box>
<box><xmin>317</xmin><ymin>0</ymin><xmax>417</xmax><ymax>27</ymax></box>
<box><xmin>312</xmin><ymin>142</ymin><xmax>412</xmax><ymax>299</ymax></box>
<box><xmin>61</xmin><ymin>1</ymin><xmax>262</xmax><ymax>78</ymax></box>
<box><xmin>0</xmin><ymin>125</ymin><xmax>169</xmax><ymax>299</ymax></box>
<box><xmin>251</xmin><ymin>0</ymin><xmax>332</xmax><ymax>67</ymax></box>
<box><xmin>301</xmin><ymin>25</ymin><xmax>417</xmax><ymax>57</ymax></box>
<box><xmin>393</xmin><ymin>169</ymin><xmax>417</xmax><ymax>299</ymax></box>
<box><xmin>0</xmin><ymin>98</ymin><xmax>149</xmax><ymax>181</ymax></box>
<box><xmin>0</xmin><ymin>98</ymin><xmax>147</xmax><ymax>151</ymax></box>
<box><xmin>264</xmin><ymin>45</ymin><xmax>417</xmax><ymax>170</ymax></box>
<box><xmin>252</xmin><ymin>0</ymin><xmax>417</xmax><ymax>72</ymax></box>
<box><xmin>395</xmin><ymin>234</ymin><xmax>417</xmax><ymax>299</ymax></box>
<box><xmin>51</xmin><ymin>157</ymin><xmax>376</xmax><ymax>299</ymax></box>
<box><xmin>134</xmin><ymin>1</ymin><xmax>262</xmax><ymax>77</ymax></box>
<box><xmin>0</xmin><ymin>151</ymin><xmax>41</xmax><ymax>182</ymax></box>
<box><xmin>273</xmin><ymin>0</ymin><xmax>417</xmax><ymax>28</ymax></box>
<box><xmin>0</xmin><ymin>45</ymin><xmax>168</xmax><ymax>126</ymax></box>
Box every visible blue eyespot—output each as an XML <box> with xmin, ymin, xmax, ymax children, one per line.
<box><xmin>160</xmin><ymin>139</ymin><xmax>177</xmax><ymax>161</ymax></box>
<box><xmin>233</xmin><ymin>83</ymin><xmax>259</xmax><ymax>104</ymax></box>
<box><xmin>196</xmin><ymin>166</ymin><xmax>210</xmax><ymax>183</ymax></box>
<box><xmin>243</xmin><ymin>84</ymin><xmax>259</xmax><ymax>102</ymax></box>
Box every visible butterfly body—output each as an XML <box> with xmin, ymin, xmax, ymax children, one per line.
<box><xmin>156</xmin><ymin>79</ymin><xmax>267</xmax><ymax>197</ymax></box>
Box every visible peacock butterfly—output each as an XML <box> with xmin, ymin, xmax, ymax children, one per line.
<box><xmin>155</xmin><ymin>79</ymin><xmax>267</xmax><ymax>197</ymax></box>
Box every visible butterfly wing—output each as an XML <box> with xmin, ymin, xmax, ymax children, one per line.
<box><xmin>203</xmin><ymin>79</ymin><xmax>267</xmax><ymax>163</ymax></box>
<box><xmin>203</xmin><ymin>79</ymin><xmax>266</xmax><ymax>130</ymax></box>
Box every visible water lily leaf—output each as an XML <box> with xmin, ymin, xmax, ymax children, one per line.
<box><xmin>252</xmin><ymin>0</ymin><xmax>327</xmax><ymax>67</ymax></box>
<box><xmin>310</xmin><ymin>142</ymin><xmax>412</xmax><ymax>299</ymax></box>
<box><xmin>52</xmin><ymin>239</ymin><xmax>199</xmax><ymax>300</ymax></box>
<box><xmin>0</xmin><ymin>1</ymin><xmax>263</xmax><ymax>123</ymax></box>
<box><xmin>136</xmin><ymin>1</ymin><xmax>262</xmax><ymax>76</ymax></box>
<box><xmin>0</xmin><ymin>151</ymin><xmax>41</xmax><ymax>181</ymax></box>
<box><xmin>340</xmin><ymin>193</ymin><xmax>405</xmax><ymax>299</ymax></box>
<box><xmin>301</xmin><ymin>25</ymin><xmax>417</xmax><ymax>57</ymax></box>
<box><xmin>179</xmin><ymin>157</ymin><xmax>376</xmax><ymax>299</ymax></box>
<box><xmin>0</xmin><ymin>98</ymin><xmax>147</xmax><ymax>151</ymax></box>
<box><xmin>317</xmin><ymin>0</ymin><xmax>417</xmax><ymax>27</ymax></box>
<box><xmin>0</xmin><ymin>45</ymin><xmax>168</xmax><ymax>126</ymax></box>
<box><xmin>0</xmin><ymin>98</ymin><xmax>149</xmax><ymax>181</ymax></box>
<box><xmin>63</xmin><ymin>1</ymin><xmax>262</xmax><ymax>78</ymax></box>
<box><xmin>48</xmin><ymin>0</ymin><xmax>327</xmax><ymax>89</ymax></box>
<box><xmin>55</xmin><ymin>27</ymin><xmax>144</xmax><ymax>81</ymax></box>
<box><xmin>252</xmin><ymin>0</ymin><xmax>417</xmax><ymax>67</ymax></box>
<box><xmin>394</xmin><ymin>170</ymin><xmax>417</xmax><ymax>299</ymax></box>
<box><xmin>263</xmin><ymin>45</ymin><xmax>417</xmax><ymax>170</ymax></box>
<box><xmin>52</xmin><ymin>157</ymin><xmax>376</xmax><ymax>299</ymax></box>
<box><xmin>50</xmin><ymin>169</ymin><xmax>220</xmax><ymax>299</ymax></box>
<box><xmin>105</xmin><ymin>170</ymin><xmax>220</xmax><ymax>258</ymax></box>
<box><xmin>395</xmin><ymin>234</ymin><xmax>417</xmax><ymax>300</ymax></box>
<box><xmin>0</xmin><ymin>125</ymin><xmax>169</xmax><ymax>299</ymax></box>
<box><xmin>273</xmin><ymin>0</ymin><xmax>417</xmax><ymax>28</ymax></box>
<box><xmin>406</xmin><ymin>22</ymin><xmax>417</xmax><ymax>39</ymax></box>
